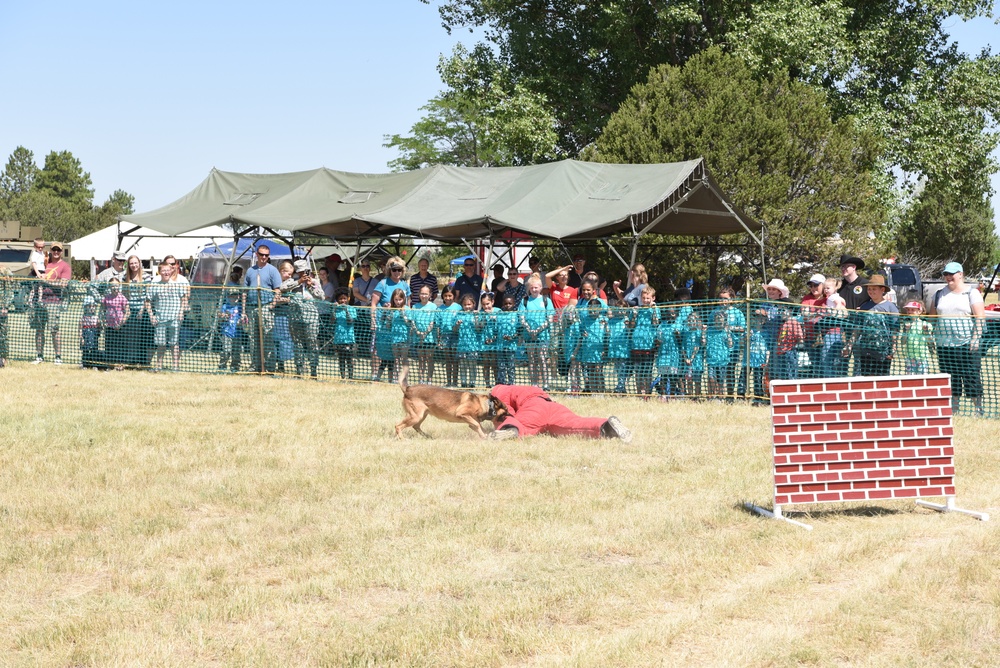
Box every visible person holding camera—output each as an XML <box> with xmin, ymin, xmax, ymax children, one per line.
<box><xmin>280</xmin><ymin>259</ymin><xmax>326</xmax><ymax>378</ymax></box>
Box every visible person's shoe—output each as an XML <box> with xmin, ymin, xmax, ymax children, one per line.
<box><xmin>489</xmin><ymin>427</ymin><xmax>519</xmax><ymax>441</ymax></box>
<box><xmin>54</xmin><ymin>356</ymin><xmax>63</xmax><ymax>365</ymax></box>
<box><xmin>603</xmin><ymin>416</ymin><xmax>632</xmax><ymax>443</ymax></box>
<box><xmin>32</xmin><ymin>357</ymin><xmax>43</xmax><ymax>364</ymax></box>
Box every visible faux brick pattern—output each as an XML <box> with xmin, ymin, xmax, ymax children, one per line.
<box><xmin>770</xmin><ymin>374</ymin><xmax>956</xmax><ymax>505</ymax></box>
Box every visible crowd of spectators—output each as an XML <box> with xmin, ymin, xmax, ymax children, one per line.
<box><xmin>1</xmin><ymin>245</ymin><xmax>992</xmax><ymax>414</ymax></box>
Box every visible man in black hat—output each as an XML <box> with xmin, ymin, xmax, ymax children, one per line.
<box><xmin>837</xmin><ymin>254</ymin><xmax>869</xmax><ymax>310</ymax></box>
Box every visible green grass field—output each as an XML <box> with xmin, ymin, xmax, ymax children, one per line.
<box><xmin>2</xmin><ymin>366</ymin><xmax>999</xmax><ymax>666</ymax></box>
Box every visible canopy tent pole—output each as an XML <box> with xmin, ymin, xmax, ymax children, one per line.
<box><xmin>601</xmin><ymin>238</ymin><xmax>633</xmax><ymax>275</ymax></box>
<box><xmin>700</xmin><ymin>177</ymin><xmax>767</xmax><ymax>282</ymax></box>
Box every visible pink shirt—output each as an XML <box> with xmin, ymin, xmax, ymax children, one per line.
<box><xmin>103</xmin><ymin>292</ymin><xmax>129</xmax><ymax>328</ymax></box>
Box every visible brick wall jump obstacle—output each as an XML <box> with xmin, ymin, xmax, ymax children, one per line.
<box><xmin>745</xmin><ymin>374</ymin><xmax>989</xmax><ymax>530</ymax></box>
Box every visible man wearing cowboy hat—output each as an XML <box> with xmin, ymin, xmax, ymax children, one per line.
<box><xmin>837</xmin><ymin>254</ymin><xmax>869</xmax><ymax>310</ymax></box>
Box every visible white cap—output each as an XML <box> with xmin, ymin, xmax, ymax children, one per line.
<box><xmin>807</xmin><ymin>273</ymin><xmax>826</xmax><ymax>285</ymax></box>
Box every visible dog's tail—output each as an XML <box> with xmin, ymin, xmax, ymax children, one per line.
<box><xmin>398</xmin><ymin>360</ymin><xmax>410</xmax><ymax>392</ymax></box>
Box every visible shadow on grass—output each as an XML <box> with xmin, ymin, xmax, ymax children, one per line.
<box><xmin>735</xmin><ymin>500</ymin><xmax>914</xmax><ymax>521</ymax></box>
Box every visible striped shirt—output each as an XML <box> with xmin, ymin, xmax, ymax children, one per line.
<box><xmin>409</xmin><ymin>272</ymin><xmax>439</xmax><ymax>305</ymax></box>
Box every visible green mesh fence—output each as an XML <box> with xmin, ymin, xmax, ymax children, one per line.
<box><xmin>1</xmin><ymin>276</ymin><xmax>997</xmax><ymax>417</ymax></box>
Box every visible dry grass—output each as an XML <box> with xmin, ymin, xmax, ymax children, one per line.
<box><xmin>1</xmin><ymin>366</ymin><xmax>999</xmax><ymax>667</ymax></box>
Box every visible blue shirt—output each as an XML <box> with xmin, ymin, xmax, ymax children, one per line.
<box><xmin>332</xmin><ymin>304</ymin><xmax>357</xmax><ymax>345</ymax></box>
<box><xmin>607</xmin><ymin>309</ymin><xmax>631</xmax><ymax>360</ymax></box>
<box><xmin>455</xmin><ymin>273</ymin><xmax>484</xmax><ymax>306</ymax></box>
<box><xmin>436</xmin><ymin>302</ymin><xmax>462</xmax><ymax>346</ymax></box>
<box><xmin>410</xmin><ymin>301</ymin><xmax>438</xmax><ymax>345</ymax></box>
<box><xmin>748</xmin><ymin>330</ymin><xmax>768</xmax><ymax>368</ymax></box>
<box><xmin>519</xmin><ymin>295</ymin><xmax>554</xmax><ymax>342</ymax></box>
<box><xmin>478</xmin><ymin>309</ymin><xmax>499</xmax><ymax>351</ymax></box>
<box><xmin>630</xmin><ymin>307</ymin><xmax>658</xmax><ymax>351</ymax></box>
<box><xmin>374</xmin><ymin>278</ymin><xmax>411</xmax><ymax>307</ymax></box>
<box><xmin>705</xmin><ymin>326</ymin><xmax>733</xmax><ymax>367</ymax></box>
<box><xmin>220</xmin><ymin>302</ymin><xmax>242</xmax><ymax>338</ymax></box>
<box><xmin>454</xmin><ymin>309</ymin><xmax>482</xmax><ymax>353</ymax></box>
<box><xmin>656</xmin><ymin>321</ymin><xmax>680</xmax><ymax>370</ymax></box>
<box><xmin>578</xmin><ymin>311</ymin><xmax>607</xmax><ymax>364</ymax></box>
<box><xmin>496</xmin><ymin>310</ymin><xmax>519</xmax><ymax>351</ymax></box>
<box><xmin>244</xmin><ymin>263</ymin><xmax>283</xmax><ymax>306</ymax></box>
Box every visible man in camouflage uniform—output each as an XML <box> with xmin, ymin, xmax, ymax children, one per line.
<box><xmin>281</xmin><ymin>259</ymin><xmax>326</xmax><ymax>378</ymax></box>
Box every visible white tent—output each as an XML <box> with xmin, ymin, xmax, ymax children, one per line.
<box><xmin>71</xmin><ymin>223</ymin><xmax>233</xmax><ymax>279</ymax></box>
<box><xmin>71</xmin><ymin>223</ymin><xmax>233</xmax><ymax>263</ymax></box>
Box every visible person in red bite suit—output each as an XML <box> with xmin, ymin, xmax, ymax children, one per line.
<box><xmin>488</xmin><ymin>384</ymin><xmax>632</xmax><ymax>442</ymax></box>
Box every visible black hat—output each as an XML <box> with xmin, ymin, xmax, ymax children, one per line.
<box><xmin>838</xmin><ymin>254</ymin><xmax>865</xmax><ymax>271</ymax></box>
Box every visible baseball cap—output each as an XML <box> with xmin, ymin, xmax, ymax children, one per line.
<box><xmin>50</xmin><ymin>242</ymin><xmax>63</xmax><ymax>251</ymax></box>
<box><xmin>112</xmin><ymin>251</ymin><xmax>127</xmax><ymax>261</ymax></box>
<box><xmin>903</xmin><ymin>301</ymin><xmax>923</xmax><ymax>310</ymax></box>
<box><xmin>807</xmin><ymin>273</ymin><xmax>825</xmax><ymax>285</ymax></box>
<box><xmin>294</xmin><ymin>259</ymin><xmax>311</xmax><ymax>273</ymax></box>
<box><xmin>943</xmin><ymin>261</ymin><xmax>963</xmax><ymax>274</ymax></box>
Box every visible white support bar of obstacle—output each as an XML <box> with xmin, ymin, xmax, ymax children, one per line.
<box><xmin>915</xmin><ymin>497</ymin><xmax>990</xmax><ymax>521</ymax></box>
<box><xmin>744</xmin><ymin>502</ymin><xmax>813</xmax><ymax>531</ymax></box>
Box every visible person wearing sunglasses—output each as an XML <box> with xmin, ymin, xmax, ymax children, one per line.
<box><xmin>30</xmin><ymin>242</ymin><xmax>72</xmax><ymax>365</ymax></box>
<box><xmin>241</xmin><ymin>243</ymin><xmax>283</xmax><ymax>373</ymax></box>
<box><xmin>368</xmin><ymin>256</ymin><xmax>411</xmax><ymax>380</ymax></box>
<box><xmin>370</xmin><ymin>255</ymin><xmax>411</xmax><ymax>310</ymax></box>
<box><xmin>455</xmin><ymin>258</ymin><xmax>483</xmax><ymax>308</ymax></box>
<box><xmin>930</xmin><ymin>261</ymin><xmax>986</xmax><ymax>415</ymax></box>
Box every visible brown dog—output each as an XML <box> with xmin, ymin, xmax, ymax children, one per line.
<box><xmin>395</xmin><ymin>365</ymin><xmax>500</xmax><ymax>438</ymax></box>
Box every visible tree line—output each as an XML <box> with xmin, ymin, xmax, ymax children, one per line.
<box><xmin>388</xmin><ymin>0</ymin><xmax>999</xmax><ymax>295</ymax></box>
<box><xmin>0</xmin><ymin>146</ymin><xmax>135</xmax><ymax>247</ymax></box>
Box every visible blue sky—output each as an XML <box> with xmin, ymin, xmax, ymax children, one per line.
<box><xmin>1</xmin><ymin>1</ymin><xmax>997</xmax><ymax>224</ymax></box>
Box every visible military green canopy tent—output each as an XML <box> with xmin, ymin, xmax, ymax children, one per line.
<box><xmin>121</xmin><ymin>159</ymin><xmax>761</xmax><ymax>244</ymax></box>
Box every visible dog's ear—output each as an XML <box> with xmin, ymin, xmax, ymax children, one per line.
<box><xmin>488</xmin><ymin>395</ymin><xmax>508</xmax><ymax>424</ymax></box>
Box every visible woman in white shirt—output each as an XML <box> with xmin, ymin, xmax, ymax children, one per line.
<box><xmin>929</xmin><ymin>262</ymin><xmax>985</xmax><ymax>414</ymax></box>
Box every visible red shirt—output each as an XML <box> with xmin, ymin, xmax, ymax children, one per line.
<box><xmin>549</xmin><ymin>285</ymin><xmax>575</xmax><ymax>309</ymax></box>
<box><xmin>801</xmin><ymin>294</ymin><xmax>827</xmax><ymax>339</ymax></box>
<box><xmin>41</xmin><ymin>259</ymin><xmax>71</xmax><ymax>303</ymax></box>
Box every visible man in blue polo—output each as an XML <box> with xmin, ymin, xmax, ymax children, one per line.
<box><xmin>242</xmin><ymin>243</ymin><xmax>283</xmax><ymax>373</ymax></box>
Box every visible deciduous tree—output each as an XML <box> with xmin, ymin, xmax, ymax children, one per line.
<box><xmin>896</xmin><ymin>182</ymin><xmax>997</xmax><ymax>274</ymax></box>
<box><xmin>424</xmin><ymin>0</ymin><xmax>999</xmax><ymax>201</ymax></box>
<box><xmin>384</xmin><ymin>44</ymin><xmax>560</xmax><ymax>169</ymax></box>
<box><xmin>586</xmin><ymin>48</ymin><xmax>889</xmax><ymax>293</ymax></box>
